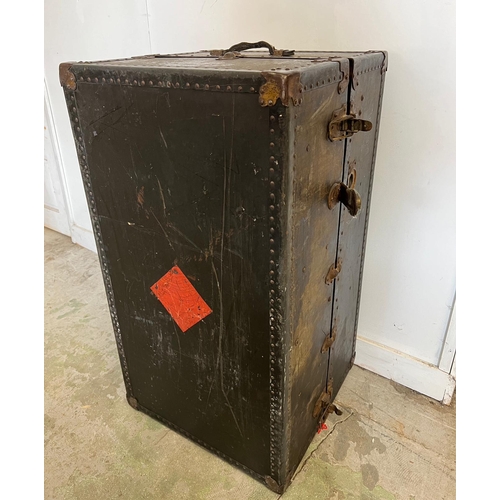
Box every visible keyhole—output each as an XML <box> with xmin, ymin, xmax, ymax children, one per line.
<box><xmin>347</xmin><ymin>168</ymin><xmax>357</xmax><ymax>189</ymax></box>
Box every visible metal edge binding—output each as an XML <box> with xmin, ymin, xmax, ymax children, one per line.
<box><xmin>268</xmin><ymin>104</ymin><xmax>286</xmax><ymax>485</ymax></box>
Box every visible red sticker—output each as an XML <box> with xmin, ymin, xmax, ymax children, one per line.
<box><xmin>151</xmin><ymin>266</ymin><xmax>212</xmax><ymax>332</ymax></box>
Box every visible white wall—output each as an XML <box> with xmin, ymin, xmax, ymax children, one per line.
<box><xmin>45</xmin><ymin>0</ymin><xmax>455</xmax><ymax>399</ymax></box>
<box><xmin>44</xmin><ymin>0</ymin><xmax>151</xmax><ymax>250</ymax></box>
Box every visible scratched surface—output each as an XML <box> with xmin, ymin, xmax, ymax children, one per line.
<box><xmin>285</xmin><ymin>67</ymin><xmax>348</xmax><ymax>476</ymax></box>
<box><xmin>74</xmin><ymin>80</ymin><xmax>273</xmax><ymax>475</ymax></box>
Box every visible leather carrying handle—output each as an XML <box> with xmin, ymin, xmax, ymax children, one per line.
<box><xmin>223</xmin><ymin>41</ymin><xmax>294</xmax><ymax>57</ymax></box>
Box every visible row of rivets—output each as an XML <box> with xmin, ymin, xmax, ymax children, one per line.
<box><xmin>64</xmin><ymin>90</ymin><xmax>132</xmax><ymax>393</ymax></box>
<box><xmin>76</xmin><ymin>74</ymin><xmax>258</xmax><ymax>93</ymax></box>
<box><xmin>355</xmin><ymin>65</ymin><xmax>382</xmax><ymax>76</ymax></box>
<box><xmin>268</xmin><ymin>110</ymin><xmax>283</xmax><ymax>478</ymax></box>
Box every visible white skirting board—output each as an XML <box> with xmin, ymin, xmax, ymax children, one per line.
<box><xmin>354</xmin><ymin>335</ymin><xmax>456</xmax><ymax>404</ymax></box>
<box><xmin>70</xmin><ymin>224</ymin><xmax>97</xmax><ymax>253</ymax></box>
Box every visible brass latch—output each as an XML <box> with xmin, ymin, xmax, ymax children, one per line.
<box><xmin>327</xmin><ymin>106</ymin><xmax>372</xmax><ymax>141</ymax></box>
<box><xmin>313</xmin><ymin>381</ymin><xmax>343</xmax><ymax>424</ymax></box>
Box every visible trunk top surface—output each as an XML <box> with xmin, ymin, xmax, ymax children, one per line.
<box><xmin>67</xmin><ymin>50</ymin><xmax>381</xmax><ymax>73</ymax></box>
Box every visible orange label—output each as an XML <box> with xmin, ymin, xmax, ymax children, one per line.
<box><xmin>151</xmin><ymin>266</ymin><xmax>212</xmax><ymax>332</ymax></box>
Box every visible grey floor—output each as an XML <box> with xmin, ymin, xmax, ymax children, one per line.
<box><xmin>44</xmin><ymin>228</ymin><xmax>456</xmax><ymax>500</ymax></box>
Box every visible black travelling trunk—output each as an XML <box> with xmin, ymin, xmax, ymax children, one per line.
<box><xmin>60</xmin><ymin>42</ymin><xmax>387</xmax><ymax>494</ymax></box>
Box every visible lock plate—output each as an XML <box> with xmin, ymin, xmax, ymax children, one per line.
<box><xmin>327</xmin><ymin>106</ymin><xmax>372</xmax><ymax>141</ymax></box>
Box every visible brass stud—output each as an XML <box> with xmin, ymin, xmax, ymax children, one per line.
<box><xmin>166</xmin><ymin>81</ymin><xmax>171</xmax><ymax>87</ymax></box>
<box><xmin>102</xmin><ymin>77</ymin><xmax>106</xmax><ymax>83</ymax></box>
<box><xmin>87</xmin><ymin>77</ymin><xmax>91</xmax><ymax>82</ymax></box>
<box><xmin>116</xmin><ymin>78</ymin><xmax>121</xmax><ymax>83</ymax></box>
<box><xmin>250</xmin><ymin>87</ymin><xmax>255</xmax><ymax>92</ymax></box>
<box><xmin>175</xmin><ymin>82</ymin><xmax>180</xmax><ymax>88</ymax></box>
<box><xmin>133</xmin><ymin>80</ymin><xmax>138</xmax><ymax>85</ymax></box>
<box><xmin>94</xmin><ymin>78</ymin><xmax>98</xmax><ymax>83</ymax></box>
<box><xmin>226</xmin><ymin>85</ymin><xmax>231</xmax><ymax>91</ymax></box>
<box><xmin>205</xmin><ymin>84</ymin><xmax>210</xmax><ymax>90</ymax></box>
<box><xmin>195</xmin><ymin>83</ymin><xmax>200</xmax><ymax>89</ymax></box>
<box><xmin>141</xmin><ymin>80</ymin><xmax>145</xmax><ymax>86</ymax></box>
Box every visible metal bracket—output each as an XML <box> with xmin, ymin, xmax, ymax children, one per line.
<box><xmin>328</xmin><ymin>110</ymin><xmax>372</xmax><ymax>141</ymax></box>
<box><xmin>313</xmin><ymin>381</ymin><xmax>343</xmax><ymax>426</ymax></box>
<box><xmin>321</xmin><ymin>328</ymin><xmax>337</xmax><ymax>353</ymax></box>
<box><xmin>313</xmin><ymin>381</ymin><xmax>333</xmax><ymax>419</ymax></box>
<box><xmin>325</xmin><ymin>263</ymin><xmax>342</xmax><ymax>284</ymax></box>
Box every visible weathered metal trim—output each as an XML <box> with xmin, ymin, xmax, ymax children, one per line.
<box><xmin>66</xmin><ymin>65</ymin><xmax>344</xmax><ymax>103</ymax></box>
<box><xmin>62</xmin><ymin>89</ymin><xmax>133</xmax><ymax>398</ymax></box>
<box><xmin>59</xmin><ymin>62</ymin><xmax>77</xmax><ymax>90</ymax></box>
<box><xmin>259</xmin><ymin>72</ymin><xmax>302</xmax><ymax>107</ymax></box>
<box><xmin>268</xmin><ymin>104</ymin><xmax>287</xmax><ymax>483</ymax></box>
<box><xmin>354</xmin><ymin>65</ymin><xmax>385</xmax><ymax>76</ymax></box>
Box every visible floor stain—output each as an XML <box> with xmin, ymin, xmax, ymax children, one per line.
<box><xmin>331</xmin><ymin>413</ymin><xmax>387</xmax><ymax>461</ymax></box>
<box><xmin>360</xmin><ymin>463</ymin><xmax>379</xmax><ymax>491</ymax></box>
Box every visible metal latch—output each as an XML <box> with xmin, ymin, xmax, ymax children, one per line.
<box><xmin>327</xmin><ymin>106</ymin><xmax>372</xmax><ymax>141</ymax></box>
<box><xmin>313</xmin><ymin>381</ymin><xmax>343</xmax><ymax>424</ymax></box>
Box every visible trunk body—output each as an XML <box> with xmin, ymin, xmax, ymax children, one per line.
<box><xmin>60</xmin><ymin>48</ymin><xmax>387</xmax><ymax>493</ymax></box>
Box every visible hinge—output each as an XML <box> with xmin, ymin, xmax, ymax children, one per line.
<box><xmin>327</xmin><ymin>105</ymin><xmax>372</xmax><ymax>141</ymax></box>
<box><xmin>325</xmin><ymin>262</ymin><xmax>341</xmax><ymax>284</ymax></box>
<box><xmin>321</xmin><ymin>328</ymin><xmax>337</xmax><ymax>354</ymax></box>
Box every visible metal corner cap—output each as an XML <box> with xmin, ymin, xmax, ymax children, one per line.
<box><xmin>59</xmin><ymin>62</ymin><xmax>77</xmax><ymax>90</ymax></box>
<box><xmin>259</xmin><ymin>71</ymin><xmax>302</xmax><ymax>107</ymax></box>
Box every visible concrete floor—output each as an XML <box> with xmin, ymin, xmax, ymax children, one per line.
<box><xmin>44</xmin><ymin>228</ymin><xmax>456</xmax><ymax>500</ymax></box>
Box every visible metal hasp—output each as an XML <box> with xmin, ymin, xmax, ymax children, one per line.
<box><xmin>328</xmin><ymin>108</ymin><xmax>372</xmax><ymax>142</ymax></box>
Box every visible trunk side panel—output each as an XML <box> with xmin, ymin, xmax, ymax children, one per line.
<box><xmin>286</xmin><ymin>62</ymin><xmax>349</xmax><ymax>477</ymax></box>
<box><xmin>69</xmin><ymin>80</ymin><xmax>274</xmax><ymax>477</ymax></box>
<box><xmin>328</xmin><ymin>53</ymin><xmax>387</xmax><ymax>399</ymax></box>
